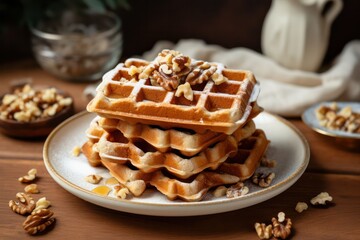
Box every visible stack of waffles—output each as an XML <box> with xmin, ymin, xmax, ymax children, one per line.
<box><xmin>82</xmin><ymin>49</ymin><xmax>270</xmax><ymax>201</ymax></box>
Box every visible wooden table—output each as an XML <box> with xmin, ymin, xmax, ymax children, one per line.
<box><xmin>0</xmin><ymin>60</ymin><xmax>359</xmax><ymax>239</ymax></box>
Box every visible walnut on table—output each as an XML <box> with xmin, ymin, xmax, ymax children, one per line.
<box><xmin>254</xmin><ymin>223</ymin><xmax>273</xmax><ymax>240</ymax></box>
<box><xmin>23</xmin><ymin>209</ymin><xmax>56</xmax><ymax>235</ymax></box>
<box><xmin>9</xmin><ymin>192</ymin><xmax>36</xmax><ymax>215</ymax></box>
<box><xmin>295</xmin><ymin>202</ymin><xmax>308</xmax><ymax>213</ymax></box>
<box><xmin>24</xmin><ymin>183</ymin><xmax>40</xmax><ymax>194</ymax></box>
<box><xmin>310</xmin><ymin>192</ymin><xmax>333</xmax><ymax>206</ymax></box>
<box><xmin>18</xmin><ymin>168</ymin><xmax>37</xmax><ymax>183</ymax></box>
<box><xmin>33</xmin><ymin>197</ymin><xmax>51</xmax><ymax>213</ymax></box>
<box><xmin>272</xmin><ymin>214</ymin><xmax>292</xmax><ymax>239</ymax></box>
<box><xmin>254</xmin><ymin>212</ymin><xmax>292</xmax><ymax>240</ymax></box>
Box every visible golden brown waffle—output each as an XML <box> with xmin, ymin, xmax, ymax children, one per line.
<box><xmin>219</xmin><ymin>129</ymin><xmax>270</xmax><ymax>180</ymax></box>
<box><xmin>82</xmin><ymin>141</ymin><xmax>101</xmax><ymax>167</ymax></box>
<box><xmin>99</xmin><ymin>117</ymin><xmax>257</xmax><ymax>156</ymax></box>
<box><xmin>85</xmin><ymin>117</ymin><xmax>103</xmax><ymax>143</ymax></box>
<box><xmin>99</xmin><ymin>117</ymin><xmax>228</xmax><ymax>156</ymax></box>
<box><xmin>83</xmin><ymin>116</ymin><xmax>257</xmax><ymax>169</ymax></box>
<box><xmin>87</xmin><ymin>59</ymin><xmax>259</xmax><ymax>134</ymax></box>
<box><xmin>96</xmin><ymin>130</ymin><xmax>239</xmax><ymax>179</ymax></box>
<box><xmin>101</xmin><ymin>159</ymin><xmax>240</xmax><ymax>201</ymax></box>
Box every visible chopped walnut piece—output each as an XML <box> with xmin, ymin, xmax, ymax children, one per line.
<box><xmin>272</xmin><ymin>214</ymin><xmax>292</xmax><ymax>239</ymax></box>
<box><xmin>260</xmin><ymin>156</ymin><xmax>277</xmax><ymax>168</ymax></box>
<box><xmin>175</xmin><ymin>82</ymin><xmax>194</xmax><ymax>101</ymax></box>
<box><xmin>310</xmin><ymin>192</ymin><xmax>333</xmax><ymax>205</ymax></box>
<box><xmin>152</xmin><ymin>69</ymin><xmax>180</xmax><ymax>91</ymax></box>
<box><xmin>126</xmin><ymin>49</ymin><xmax>228</xmax><ymax>94</ymax></box>
<box><xmin>252</xmin><ymin>172</ymin><xmax>275</xmax><ymax>188</ymax></box>
<box><xmin>23</xmin><ymin>209</ymin><xmax>55</xmax><ymax>235</ymax></box>
<box><xmin>18</xmin><ymin>168</ymin><xmax>37</xmax><ymax>183</ymax></box>
<box><xmin>114</xmin><ymin>185</ymin><xmax>130</xmax><ymax>199</ymax></box>
<box><xmin>295</xmin><ymin>202</ymin><xmax>308</xmax><ymax>213</ymax></box>
<box><xmin>138</xmin><ymin>63</ymin><xmax>157</xmax><ymax>79</ymax></box>
<box><xmin>33</xmin><ymin>197</ymin><xmax>51</xmax><ymax>213</ymax></box>
<box><xmin>85</xmin><ymin>174</ymin><xmax>103</xmax><ymax>184</ymax></box>
<box><xmin>24</xmin><ymin>184</ymin><xmax>40</xmax><ymax>194</ymax></box>
<box><xmin>159</xmin><ymin>64</ymin><xmax>173</xmax><ymax>75</ymax></box>
<box><xmin>9</xmin><ymin>192</ymin><xmax>36</xmax><ymax>215</ymax></box>
<box><xmin>72</xmin><ymin>146</ymin><xmax>82</xmax><ymax>157</ymax></box>
<box><xmin>211</xmin><ymin>72</ymin><xmax>228</xmax><ymax>85</ymax></box>
<box><xmin>185</xmin><ymin>64</ymin><xmax>217</xmax><ymax>85</ymax></box>
<box><xmin>226</xmin><ymin>182</ymin><xmax>249</xmax><ymax>198</ymax></box>
<box><xmin>277</xmin><ymin>212</ymin><xmax>285</xmax><ymax>223</ymax></box>
<box><xmin>128</xmin><ymin>65</ymin><xmax>143</xmax><ymax>76</ymax></box>
<box><xmin>213</xmin><ymin>186</ymin><xmax>227</xmax><ymax>198</ymax></box>
<box><xmin>254</xmin><ymin>223</ymin><xmax>273</xmax><ymax>240</ymax></box>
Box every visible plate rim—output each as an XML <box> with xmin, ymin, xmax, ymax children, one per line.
<box><xmin>302</xmin><ymin>101</ymin><xmax>360</xmax><ymax>140</ymax></box>
<box><xmin>43</xmin><ymin>111</ymin><xmax>310</xmax><ymax>211</ymax></box>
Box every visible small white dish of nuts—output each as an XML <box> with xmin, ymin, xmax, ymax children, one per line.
<box><xmin>302</xmin><ymin>101</ymin><xmax>360</xmax><ymax>149</ymax></box>
<box><xmin>0</xmin><ymin>84</ymin><xmax>74</xmax><ymax>138</ymax></box>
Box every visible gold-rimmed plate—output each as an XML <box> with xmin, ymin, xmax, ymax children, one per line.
<box><xmin>43</xmin><ymin>111</ymin><xmax>309</xmax><ymax>216</ymax></box>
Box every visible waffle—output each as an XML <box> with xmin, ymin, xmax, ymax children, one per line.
<box><xmin>98</xmin><ymin>117</ymin><xmax>256</xmax><ymax>156</ymax></box>
<box><xmin>87</xmin><ymin>58</ymin><xmax>259</xmax><ymax>134</ymax></box>
<box><xmin>96</xmin><ymin>130</ymin><xmax>239</xmax><ymax>179</ymax></box>
<box><xmin>218</xmin><ymin>129</ymin><xmax>270</xmax><ymax>180</ymax></box>
<box><xmin>85</xmin><ymin>117</ymin><xmax>104</xmax><ymax>143</ymax></box>
<box><xmin>101</xmin><ymin>159</ymin><xmax>240</xmax><ymax>201</ymax></box>
<box><xmin>82</xmin><ymin>49</ymin><xmax>269</xmax><ymax>202</ymax></box>
<box><xmin>82</xmin><ymin>141</ymin><xmax>101</xmax><ymax>167</ymax></box>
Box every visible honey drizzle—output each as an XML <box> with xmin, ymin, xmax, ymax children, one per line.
<box><xmin>91</xmin><ymin>185</ymin><xmax>111</xmax><ymax>196</ymax></box>
<box><xmin>105</xmin><ymin>177</ymin><xmax>119</xmax><ymax>185</ymax></box>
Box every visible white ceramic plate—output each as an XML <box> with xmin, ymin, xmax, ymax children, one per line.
<box><xmin>43</xmin><ymin>111</ymin><xmax>309</xmax><ymax>216</ymax></box>
<box><xmin>302</xmin><ymin>101</ymin><xmax>360</xmax><ymax>140</ymax></box>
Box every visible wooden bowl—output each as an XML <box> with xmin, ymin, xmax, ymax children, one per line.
<box><xmin>0</xmin><ymin>86</ymin><xmax>74</xmax><ymax>138</ymax></box>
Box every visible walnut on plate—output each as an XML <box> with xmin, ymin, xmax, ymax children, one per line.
<box><xmin>252</xmin><ymin>172</ymin><xmax>275</xmax><ymax>188</ymax></box>
<box><xmin>226</xmin><ymin>182</ymin><xmax>249</xmax><ymax>198</ymax></box>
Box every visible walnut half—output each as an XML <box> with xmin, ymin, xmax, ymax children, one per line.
<box><xmin>9</xmin><ymin>192</ymin><xmax>36</xmax><ymax>215</ymax></box>
<box><xmin>23</xmin><ymin>209</ymin><xmax>56</xmax><ymax>235</ymax></box>
<box><xmin>226</xmin><ymin>182</ymin><xmax>249</xmax><ymax>198</ymax></box>
<box><xmin>254</xmin><ymin>222</ymin><xmax>273</xmax><ymax>239</ymax></box>
<box><xmin>18</xmin><ymin>168</ymin><xmax>37</xmax><ymax>183</ymax></box>
<box><xmin>272</xmin><ymin>215</ymin><xmax>292</xmax><ymax>239</ymax></box>
<box><xmin>252</xmin><ymin>172</ymin><xmax>275</xmax><ymax>188</ymax></box>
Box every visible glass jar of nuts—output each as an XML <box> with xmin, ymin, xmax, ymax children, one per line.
<box><xmin>30</xmin><ymin>10</ymin><xmax>122</xmax><ymax>81</ymax></box>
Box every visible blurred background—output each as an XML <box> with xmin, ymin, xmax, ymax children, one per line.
<box><xmin>1</xmin><ymin>0</ymin><xmax>359</xmax><ymax>65</ymax></box>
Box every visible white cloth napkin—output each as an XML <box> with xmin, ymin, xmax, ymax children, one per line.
<box><xmin>141</xmin><ymin>39</ymin><xmax>360</xmax><ymax>117</ymax></box>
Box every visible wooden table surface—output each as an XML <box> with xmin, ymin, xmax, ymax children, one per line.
<box><xmin>0</xmin><ymin>60</ymin><xmax>359</xmax><ymax>240</ymax></box>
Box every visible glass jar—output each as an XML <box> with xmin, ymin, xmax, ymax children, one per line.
<box><xmin>31</xmin><ymin>10</ymin><xmax>122</xmax><ymax>81</ymax></box>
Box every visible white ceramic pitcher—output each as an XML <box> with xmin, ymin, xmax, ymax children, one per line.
<box><xmin>261</xmin><ymin>0</ymin><xmax>343</xmax><ymax>72</ymax></box>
